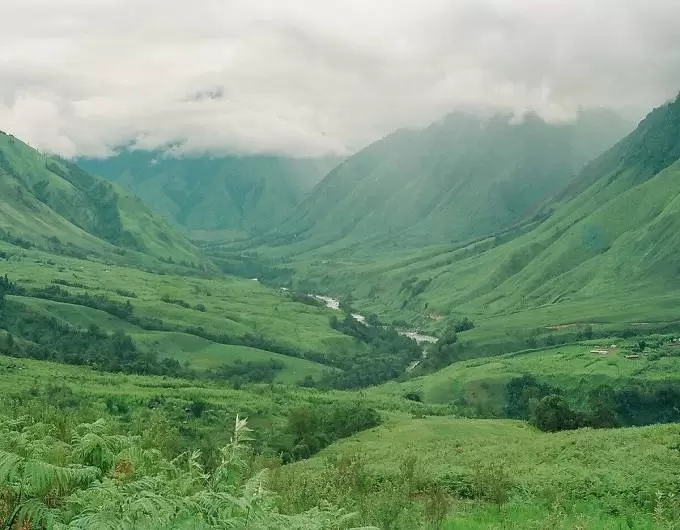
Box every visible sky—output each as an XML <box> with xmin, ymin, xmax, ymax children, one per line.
<box><xmin>1</xmin><ymin>0</ymin><xmax>680</xmax><ymax>158</ymax></box>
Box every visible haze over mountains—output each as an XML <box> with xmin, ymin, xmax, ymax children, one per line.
<box><xmin>265</xmin><ymin>108</ymin><xmax>631</xmax><ymax>251</ymax></box>
<box><xmin>284</xmin><ymin>93</ymin><xmax>680</xmax><ymax>325</ymax></box>
<box><xmin>80</xmin><ymin>153</ymin><xmax>340</xmax><ymax>235</ymax></box>
<box><xmin>75</xmin><ymin>107</ymin><xmax>629</xmax><ymax>252</ymax></box>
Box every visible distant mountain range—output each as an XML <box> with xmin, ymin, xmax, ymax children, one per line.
<box><xmin>262</xmin><ymin>108</ymin><xmax>631</xmax><ymax>252</ymax></box>
<box><xmin>4</xmin><ymin>90</ymin><xmax>680</xmax><ymax>333</ymax></box>
<box><xmin>79</xmin><ymin>152</ymin><xmax>340</xmax><ymax>235</ymax></box>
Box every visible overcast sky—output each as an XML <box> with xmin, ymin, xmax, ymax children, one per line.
<box><xmin>1</xmin><ymin>0</ymin><xmax>680</xmax><ymax>158</ymax></box>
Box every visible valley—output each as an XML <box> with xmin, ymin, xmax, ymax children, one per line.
<box><xmin>2</xmin><ymin>90</ymin><xmax>680</xmax><ymax>528</ymax></box>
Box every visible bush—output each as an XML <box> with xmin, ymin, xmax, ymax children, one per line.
<box><xmin>454</xmin><ymin>317</ymin><xmax>475</xmax><ymax>332</ymax></box>
<box><xmin>472</xmin><ymin>462</ymin><xmax>514</xmax><ymax>508</ymax></box>
<box><xmin>530</xmin><ymin>395</ymin><xmax>586</xmax><ymax>432</ymax></box>
<box><xmin>273</xmin><ymin>402</ymin><xmax>381</xmax><ymax>462</ymax></box>
<box><xmin>504</xmin><ymin>374</ymin><xmax>559</xmax><ymax>419</ymax></box>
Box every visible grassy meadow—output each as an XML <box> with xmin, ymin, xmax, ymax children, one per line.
<box><xmin>4</xmin><ymin>351</ymin><xmax>679</xmax><ymax>529</ymax></box>
<box><xmin>285</xmin><ymin>416</ymin><xmax>680</xmax><ymax>528</ymax></box>
<box><xmin>5</xmin><ymin>239</ymin><xmax>680</xmax><ymax>528</ymax></box>
<box><xmin>5</xmin><ymin>108</ymin><xmax>680</xmax><ymax>526</ymax></box>
<box><xmin>373</xmin><ymin>336</ymin><xmax>680</xmax><ymax>414</ymax></box>
<box><xmin>0</xmin><ymin>241</ymin><xmax>363</xmax><ymax>383</ymax></box>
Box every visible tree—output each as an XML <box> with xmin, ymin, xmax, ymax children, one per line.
<box><xmin>0</xmin><ymin>274</ymin><xmax>13</xmax><ymax>307</ymax></box>
<box><xmin>504</xmin><ymin>375</ymin><xmax>557</xmax><ymax>419</ymax></box>
<box><xmin>587</xmin><ymin>385</ymin><xmax>620</xmax><ymax>428</ymax></box>
<box><xmin>366</xmin><ymin>313</ymin><xmax>381</xmax><ymax>327</ymax></box>
<box><xmin>530</xmin><ymin>395</ymin><xmax>585</xmax><ymax>432</ymax></box>
<box><xmin>454</xmin><ymin>317</ymin><xmax>475</xmax><ymax>332</ymax></box>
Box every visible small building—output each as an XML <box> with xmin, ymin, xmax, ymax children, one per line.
<box><xmin>625</xmin><ymin>354</ymin><xmax>640</xmax><ymax>360</ymax></box>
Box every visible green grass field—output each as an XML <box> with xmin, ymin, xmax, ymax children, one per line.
<box><xmin>0</xmin><ymin>354</ymin><xmax>437</xmax><ymax>435</ymax></box>
<box><xmin>289</xmin><ymin>415</ymin><xmax>680</xmax><ymax>528</ymax></box>
<box><xmin>133</xmin><ymin>333</ymin><xmax>330</xmax><ymax>383</ymax></box>
<box><xmin>4</xmin><ymin>351</ymin><xmax>678</xmax><ymax>528</ymax></box>
<box><xmin>0</xmin><ymin>242</ymin><xmax>366</xmax><ymax>384</ymax></box>
<box><xmin>374</xmin><ymin>338</ymin><xmax>680</xmax><ymax>413</ymax></box>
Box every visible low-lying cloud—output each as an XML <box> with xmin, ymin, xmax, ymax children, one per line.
<box><xmin>1</xmin><ymin>0</ymin><xmax>679</xmax><ymax>157</ymax></box>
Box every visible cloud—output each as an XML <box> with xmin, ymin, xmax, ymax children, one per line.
<box><xmin>1</xmin><ymin>0</ymin><xmax>679</xmax><ymax>157</ymax></box>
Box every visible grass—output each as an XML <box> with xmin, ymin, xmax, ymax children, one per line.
<box><xmin>2</xmin><ymin>350</ymin><xmax>677</xmax><ymax>528</ymax></box>
<box><xmin>0</xmin><ymin>131</ymin><xmax>204</xmax><ymax>265</ymax></box>
<box><xmin>289</xmin><ymin>415</ymin><xmax>680</xmax><ymax>528</ymax></box>
<box><xmin>133</xmin><ymin>333</ymin><xmax>330</xmax><ymax>383</ymax></box>
<box><xmin>0</xmin><ymin>243</ymin><xmax>365</xmax><ymax>383</ymax></box>
<box><xmin>0</xmin><ymin>354</ymin><xmax>435</xmax><ymax>427</ymax></box>
<box><xmin>373</xmin><ymin>338</ymin><xmax>680</xmax><ymax>413</ymax></box>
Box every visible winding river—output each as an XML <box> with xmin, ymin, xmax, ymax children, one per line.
<box><xmin>307</xmin><ymin>293</ymin><xmax>438</xmax><ymax>345</ymax></box>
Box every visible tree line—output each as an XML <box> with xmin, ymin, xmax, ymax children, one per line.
<box><xmin>503</xmin><ymin>374</ymin><xmax>680</xmax><ymax>432</ymax></box>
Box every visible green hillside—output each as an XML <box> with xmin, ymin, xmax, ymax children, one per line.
<box><xmin>376</xmin><ymin>337</ymin><xmax>680</xmax><ymax>412</ymax></box>
<box><xmin>288</xmin><ymin>415</ymin><xmax>679</xmax><ymax>528</ymax></box>
<box><xmin>0</xmin><ymin>132</ymin><xmax>204</xmax><ymax>265</ymax></box>
<box><xmin>262</xmin><ymin>108</ymin><xmax>629</xmax><ymax>252</ymax></box>
<box><xmin>79</xmin><ymin>151</ymin><xmax>340</xmax><ymax>235</ymax></box>
<box><xmin>259</xmin><ymin>95</ymin><xmax>680</xmax><ymax>350</ymax></box>
<box><xmin>0</xmin><ymin>241</ymin><xmax>366</xmax><ymax>383</ymax></box>
<box><xmin>417</xmin><ymin>94</ymin><xmax>680</xmax><ymax>315</ymax></box>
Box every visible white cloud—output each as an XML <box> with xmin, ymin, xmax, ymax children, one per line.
<box><xmin>1</xmin><ymin>0</ymin><xmax>679</xmax><ymax>157</ymax></box>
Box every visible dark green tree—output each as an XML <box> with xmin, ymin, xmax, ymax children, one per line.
<box><xmin>530</xmin><ymin>395</ymin><xmax>585</xmax><ymax>432</ymax></box>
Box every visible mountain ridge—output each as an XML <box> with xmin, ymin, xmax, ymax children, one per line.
<box><xmin>262</xmin><ymin>108</ymin><xmax>631</xmax><ymax>253</ymax></box>
<box><xmin>0</xmin><ymin>131</ymin><xmax>205</xmax><ymax>266</ymax></box>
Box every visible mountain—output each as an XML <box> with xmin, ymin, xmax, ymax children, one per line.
<box><xmin>295</xmin><ymin>94</ymin><xmax>680</xmax><ymax>330</ymax></box>
<box><xmin>0</xmin><ymin>132</ymin><xmax>204</xmax><ymax>265</ymax></box>
<box><xmin>79</xmin><ymin>152</ymin><xmax>341</xmax><ymax>235</ymax></box>
<box><xmin>461</xmin><ymin>93</ymin><xmax>680</xmax><ymax>312</ymax></box>
<box><xmin>265</xmin><ymin>109</ymin><xmax>630</xmax><ymax>252</ymax></box>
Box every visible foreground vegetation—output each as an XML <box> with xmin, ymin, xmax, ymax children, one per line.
<box><xmin>288</xmin><ymin>416</ymin><xmax>680</xmax><ymax>529</ymax></box>
<box><xmin>2</xmin><ymin>354</ymin><xmax>679</xmax><ymax>529</ymax></box>
<box><xmin>0</xmin><ymin>411</ymin><xmax>355</xmax><ymax>529</ymax></box>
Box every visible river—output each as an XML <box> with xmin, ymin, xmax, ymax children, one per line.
<box><xmin>307</xmin><ymin>293</ymin><xmax>438</xmax><ymax>344</ymax></box>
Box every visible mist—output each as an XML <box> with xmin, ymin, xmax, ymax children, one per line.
<box><xmin>2</xmin><ymin>0</ymin><xmax>679</xmax><ymax>157</ymax></box>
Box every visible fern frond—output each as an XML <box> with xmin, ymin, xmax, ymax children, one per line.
<box><xmin>12</xmin><ymin>498</ymin><xmax>57</xmax><ymax>530</ymax></box>
<box><xmin>242</xmin><ymin>469</ymin><xmax>269</xmax><ymax>504</ymax></box>
<box><xmin>0</xmin><ymin>449</ymin><xmax>23</xmax><ymax>483</ymax></box>
<box><xmin>114</xmin><ymin>446</ymin><xmax>163</xmax><ymax>477</ymax></box>
<box><xmin>74</xmin><ymin>419</ymin><xmax>108</xmax><ymax>435</ymax></box>
<box><xmin>24</xmin><ymin>458</ymin><xmax>100</xmax><ymax>496</ymax></box>
<box><xmin>72</xmin><ymin>433</ymin><xmax>115</xmax><ymax>473</ymax></box>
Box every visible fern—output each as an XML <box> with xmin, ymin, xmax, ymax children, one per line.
<box><xmin>0</xmin><ymin>415</ymin><xmax>366</xmax><ymax>529</ymax></box>
<box><xmin>71</xmin><ymin>433</ymin><xmax>115</xmax><ymax>473</ymax></box>
<box><xmin>0</xmin><ymin>450</ymin><xmax>100</xmax><ymax>495</ymax></box>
